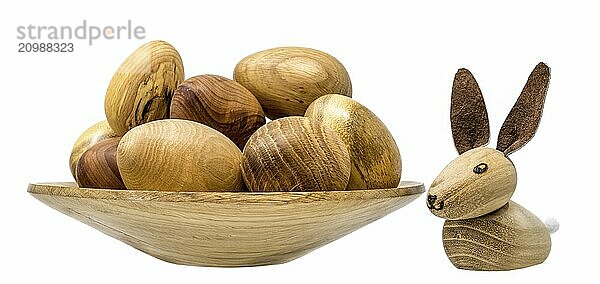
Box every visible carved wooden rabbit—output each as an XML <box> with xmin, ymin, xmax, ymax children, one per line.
<box><xmin>426</xmin><ymin>63</ymin><xmax>554</xmax><ymax>270</ymax></box>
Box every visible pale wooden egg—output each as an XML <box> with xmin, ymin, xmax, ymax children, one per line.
<box><xmin>69</xmin><ymin>120</ymin><xmax>119</xmax><ymax>179</ymax></box>
<box><xmin>170</xmin><ymin>74</ymin><xmax>265</xmax><ymax>149</ymax></box>
<box><xmin>117</xmin><ymin>119</ymin><xmax>244</xmax><ymax>192</ymax></box>
<box><xmin>105</xmin><ymin>40</ymin><xmax>184</xmax><ymax>135</ymax></box>
<box><xmin>233</xmin><ymin>47</ymin><xmax>351</xmax><ymax>119</ymax></box>
<box><xmin>241</xmin><ymin>116</ymin><xmax>351</xmax><ymax>192</ymax></box>
<box><xmin>305</xmin><ymin>94</ymin><xmax>401</xmax><ymax>189</ymax></box>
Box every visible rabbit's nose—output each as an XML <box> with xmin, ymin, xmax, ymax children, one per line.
<box><xmin>427</xmin><ymin>194</ymin><xmax>437</xmax><ymax>207</ymax></box>
<box><xmin>427</xmin><ymin>194</ymin><xmax>444</xmax><ymax>211</ymax></box>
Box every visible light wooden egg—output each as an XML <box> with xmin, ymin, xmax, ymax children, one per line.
<box><xmin>242</xmin><ymin>116</ymin><xmax>351</xmax><ymax>192</ymax></box>
<box><xmin>305</xmin><ymin>94</ymin><xmax>401</xmax><ymax>189</ymax></box>
<box><xmin>76</xmin><ymin>137</ymin><xmax>125</xmax><ymax>189</ymax></box>
<box><xmin>443</xmin><ymin>201</ymin><xmax>551</xmax><ymax>270</ymax></box>
<box><xmin>170</xmin><ymin>74</ymin><xmax>265</xmax><ymax>149</ymax></box>
<box><xmin>233</xmin><ymin>47</ymin><xmax>352</xmax><ymax>119</ymax></box>
<box><xmin>105</xmin><ymin>40</ymin><xmax>184</xmax><ymax>135</ymax></box>
<box><xmin>117</xmin><ymin>119</ymin><xmax>244</xmax><ymax>192</ymax></box>
<box><xmin>69</xmin><ymin>120</ymin><xmax>119</xmax><ymax>179</ymax></box>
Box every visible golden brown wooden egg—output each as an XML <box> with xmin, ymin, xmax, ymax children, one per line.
<box><xmin>305</xmin><ymin>94</ymin><xmax>401</xmax><ymax>189</ymax></box>
<box><xmin>76</xmin><ymin>137</ymin><xmax>125</xmax><ymax>189</ymax></box>
<box><xmin>117</xmin><ymin>119</ymin><xmax>244</xmax><ymax>192</ymax></box>
<box><xmin>69</xmin><ymin>120</ymin><xmax>119</xmax><ymax>179</ymax></box>
<box><xmin>170</xmin><ymin>74</ymin><xmax>265</xmax><ymax>149</ymax></box>
<box><xmin>104</xmin><ymin>40</ymin><xmax>184</xmax><ymax>135</ymax></box>
<box><xmin>233</xmin><ymin>47</ymin><xmax>351</xmax><ymax>119</ymax></box>
<box><xmin>241</xmin><ymin>116</ymin><xmax>351</xmax><ymax>192</ymax></box>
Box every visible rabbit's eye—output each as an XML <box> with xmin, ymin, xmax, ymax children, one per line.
<box><xmin>473</xmin><ymin>163</ymin><xmax>488</xmax><ymax>174</ymax></box>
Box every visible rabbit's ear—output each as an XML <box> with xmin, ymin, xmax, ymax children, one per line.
<box><xmin>451</xmin><ymin>68</ymin><xmax>490</xmax><ymax>154</ymax></box>
<box><xmin>497</xmin><ymin>62</ymin><xmax>551</xmax><ymax>155</ymax></box>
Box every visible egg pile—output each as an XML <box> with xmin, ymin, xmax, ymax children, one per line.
<box><xmin>70</xmin><ymin>40</ymin><xmax>402</xmax><ymax>192</ymax></box>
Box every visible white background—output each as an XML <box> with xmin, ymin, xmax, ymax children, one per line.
<box><xmin>1</xmin><ymin>0</ymin><xmax>598</xmax><ymax>282</ymax></box>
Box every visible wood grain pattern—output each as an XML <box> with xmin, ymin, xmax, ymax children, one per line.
<box><xmin>76</xmin><ymin>138</ymin><xmax>125</xmax><ymax>189</ymax></box>
<box><xmin>117</xmin><ymin>119</ymin><xmax>244</xmax><ymax>192</ymax></box>
<box><xmin>427</xmin><ymin>147</ymin><xmax>516</xmax><ymax>220</ymax></box>
<box><xmin>233</xmin><ymin>47</ymin><xmax>352</xmax><ymax>119</ymax></box>
<box><xmin>69</xmin><ymin>120</ymin><xmax>119</xmax><ymax>179</ymax></box>
<box><xmin>305</xmin><ymin>94</ymin><xmax>401</xmax><ymax>189</ymax></box>
<box><xmin>443</xmin><ymin>201</ymin><xmax>551</xmax><ymax>271</ymax></box>
<box><xmin>242</xmin><ymin>117</ymin><xmax>350</xmax><ymax>192</ymax></box>
<box><xmin>105</xmin><ymin>40</ymin><xmax>184</xmax><ymax>135</ymax></box>
<box><xmin>170</xmin><ymin>74</ymin><xmax>265</xmax><ymax>149</ymax></box>
<box><xmin>28</xmin><ymin>181</ymin><xmax>424</xmax><ymax>267</ymax></box>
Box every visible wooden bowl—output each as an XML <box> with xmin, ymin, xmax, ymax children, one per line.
<box><xmin>28</xmin><ymin>181</ymin><xmax>423</xmax><ymax>267</ymax></box>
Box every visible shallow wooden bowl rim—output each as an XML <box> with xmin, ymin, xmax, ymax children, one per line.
<box><xmin>28</xmin><ymin>181</ymin><xmax>424</xmax><ymax>204</ymax></box>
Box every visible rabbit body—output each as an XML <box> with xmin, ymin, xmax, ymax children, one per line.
<box><xmin>443</xmin><ymin>201</ymin><xmax>551</xmax><ymax>270</ymax></box>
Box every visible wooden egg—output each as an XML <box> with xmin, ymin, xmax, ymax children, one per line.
<box><xmin>443</xmin><ymin>201</ymin><xmax>551</xmax><ymax>270</ymax></box>
<box><xmin>233</xmin><ymin>47</ymin><xmax>352</xmax><ymax>119</ymax></box>
<box><xmin>170</xmin><ymin>74</ymin><xmax>265</xmax><ymax>149</ymax></box>
<box><xmin>69</xmin><ymin>120</ymin><xmax>119</xmax><ymax>179</ymax></box>
<box><xmin>105</xmin><ymin>40</ymin><xmax>184</xmax><ymax>135</ymax></box>
<box><xmin>76</xmin><ymin>137</ymin><xmax>125</xmax><ymax>189</ymax></box>
<box><xmin>305</xmin><ymin>94</ymin><xmax>401</xmax><ymax>189</ymax></box>
<box><xmin>242</xmin><ymin>116</ymin><xmax>351</xmax><ymax>192</ymax></box>
<box><xmin>117</xmin><ymin>119</ymin><xmax>244</xmax><ymax>192</ymax></box>
<box><xmin>427</xmin><ymin>147</ymin><xmax>517</xmax><ymax>220</ymax></box>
